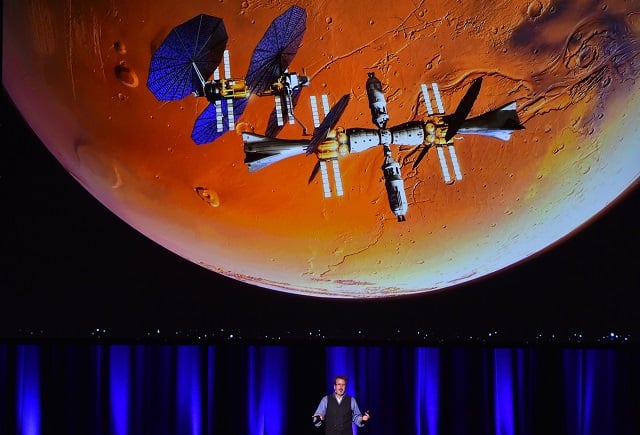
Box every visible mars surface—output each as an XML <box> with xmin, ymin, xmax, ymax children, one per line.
<box><xmin>3</xmin><ymin>0</ymin><xmax>640</xmax><ymax>298</ymax></box>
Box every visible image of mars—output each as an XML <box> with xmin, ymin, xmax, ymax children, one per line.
<box><xmin>3</xmin><ymin>0</ymin><xmax>640</xmax><ymax>298</ymax></box>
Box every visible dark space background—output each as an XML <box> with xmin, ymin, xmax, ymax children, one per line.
<box><xmin>1</xmin><ymin>85</ymin><xmax>639</xmax><ymax>346</ymax></box>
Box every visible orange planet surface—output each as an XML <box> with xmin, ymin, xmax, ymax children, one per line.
<box><xmin>3</xmin><ymin>0</ymin><xmax>640</xmax><ymax>298</ymax></box>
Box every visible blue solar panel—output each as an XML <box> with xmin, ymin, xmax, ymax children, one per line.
<box><xmin>191</xmin><ymin>98</ymin><xmax>249</xmax><ymax>145</ymax></box>
<box><xmin>147</xmin><ymin>15</ymin><xmax>227</xmax><ymax>101</ymax></box>
<box><xmin>246</xmin><ymin>6</ymin><xmax>307</xmax><ymax>94</ymax></box>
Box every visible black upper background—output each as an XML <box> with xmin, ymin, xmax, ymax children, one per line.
<box><xmin>1</xmin><ymin>84</ymin><xmax>639</xmax><ymax>346</ymax></box>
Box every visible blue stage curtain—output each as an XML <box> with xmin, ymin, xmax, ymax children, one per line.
<box><xmin>1</xmin><ymin>344</ymin><xmax>639</xmax><ymax>435</ymax></box>
<box><xmin>562</xmin><ymin>348</ymin><xmax>640</xmax><ymax>434</ymax></box>
<box><xmin>16</xmin><ymin>345</ymin><xmax>41</xmax><ymax>435</ymax></box>
<box><xmin>414</xmin><ymin>347</ymin><xmax>440</xmax><ymax>435</ymax></box>
<box><xmin>247</xmin><ymin>346</ymin><xmax>288</xmax><ymax>435</ymax></box>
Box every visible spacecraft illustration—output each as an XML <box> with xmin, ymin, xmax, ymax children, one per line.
<box><xmin>146</xmin><ymin>6</ymin><xmax>309</xmax><ymax>144</ymax></box>
<box><xmin>244</xmin><ymin>93</ymin><xmax>351</xmax><ymax>199</ymax></box>
<box><xmin>243</xmin><ymin>73</ymin><xmax>525</xmax><ymax>221</ymax></box>
<box><xmin>145</xmin><ymin>6</ymin><xmax>524</xmax><ymax>221</ymax></box>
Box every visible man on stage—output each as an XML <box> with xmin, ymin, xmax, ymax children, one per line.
<box><xmin>312</xmin><ymin>375</ymin><xmax>370</xmax><ymax>434</ymax></box>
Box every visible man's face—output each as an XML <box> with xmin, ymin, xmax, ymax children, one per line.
<box><xmin>334</xmin><ymin>379</ymin><xmax>346</xmax><ymax>397</ymax></box>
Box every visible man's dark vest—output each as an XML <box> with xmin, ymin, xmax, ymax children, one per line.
<box><xmin>325</xmin><ymin>394</ymin><xmax>353</xmax><ymax>435</ymax></box>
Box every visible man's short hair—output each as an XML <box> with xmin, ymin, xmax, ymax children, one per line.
<box><xmin>334</xmin><ymin>375</ymin><xmax>348</xmax><ymax>384</ymax></box>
